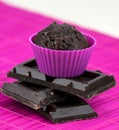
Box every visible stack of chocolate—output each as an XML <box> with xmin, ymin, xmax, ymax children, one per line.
<box><xmin>0</xmin><ymin>22</ymin><xmax>116</xmax><ymax>123</ymax></box>
<box><xmin>1</xmin><ymin>59</ymin><xmax>116</xmax><ymax>123</ymax></box>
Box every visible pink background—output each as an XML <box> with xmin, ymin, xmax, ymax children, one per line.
<box><xmin>0</xmin><ymin>2</ymin><xmax>119</xmax><ymax>130</ymax></box>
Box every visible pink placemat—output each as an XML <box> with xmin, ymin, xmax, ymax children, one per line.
<box><xmin>0</xmin><ymin>2</ymin><xmax>119</xmax><ymax>130</ymax></box>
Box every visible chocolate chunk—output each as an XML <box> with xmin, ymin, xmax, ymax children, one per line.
<box><xmin>1</xmin><ymin>82</ymin><xmax>69</xmax><ymax>109</ymax></box>
<box><xmin>0</xmin><ymin>84</ymin><xmax>97</xmax><ymax>123</ymax></box>
<box><xmin>37</xmin><ymin>96</ymin><xmax>97</xmax><ymax>123</ymax></box>
<box><xmin>7</xmin><ymin>59</ymin><xmax>116</xmax><ymax>99</ymax></box>
<box><xmin>33</xmin><ymin>22</ymin><xmax>89</xmax><ymax>50</ymax></box>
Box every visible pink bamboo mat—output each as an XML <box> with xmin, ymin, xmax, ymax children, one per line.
<box><xmin>0</xmin><ymin>2</ymin><xmax>119</xmax><ymax>130</ymax></box>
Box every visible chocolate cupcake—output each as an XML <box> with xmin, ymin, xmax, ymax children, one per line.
<box><xmin>30</xmin><ymin>22</ymin><xmax>96</xmax><ymax>77</ymax></box>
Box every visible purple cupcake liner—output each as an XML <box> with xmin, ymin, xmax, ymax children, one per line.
<box><xmin>30</xmin><ymin>33</ymin><xmax>96</xmax><ymax>77</ymax></box>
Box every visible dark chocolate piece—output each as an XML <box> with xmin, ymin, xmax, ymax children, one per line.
<box><xmin>0</xmin><ymin>81</ymin><xmax>97</xmax><ymax>123</ymax></box>
<box><xmin>1</xmin><ymin>82</ymin><xmax>69</xmax><ymax>109</ymax></box>
<box><xmin>33</xmin><ymin>22</ymin><xmax>89</xmax><ymax>50</ymax></box>
<box><xmin>8</xmin><ymin>59</ymin><xmax>116</xmax><ymax>99</ymax></box>
<box><xmin>0</xmin><ymin>84</ymin><xmax>97</xmax><ymax>123</ymax></box>
<box><xmin>38</xmin><ymin>96</ymin><xmax>97</xmax><ymax>123</ymax></box>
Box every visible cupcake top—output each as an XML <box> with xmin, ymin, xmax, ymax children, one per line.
<box><xmin>33</xmin><ymin>22</ymin><xmax>89</xmax><ymax>50</ymax></box>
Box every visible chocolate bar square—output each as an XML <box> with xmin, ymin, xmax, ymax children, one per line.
<box><xmin>38</xmin><ymin>96</ymin><xmax>97</xmax><ymax>123</ymax></box>
<box><xmin>8</xmin><ymin>59</ymin><xmax>116</xmax><ymax>99</ymax></box>
<box><xmin>1</xmin><ymin>82</ymin><xmax>69</xmax><ymax>109</ymax></box>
